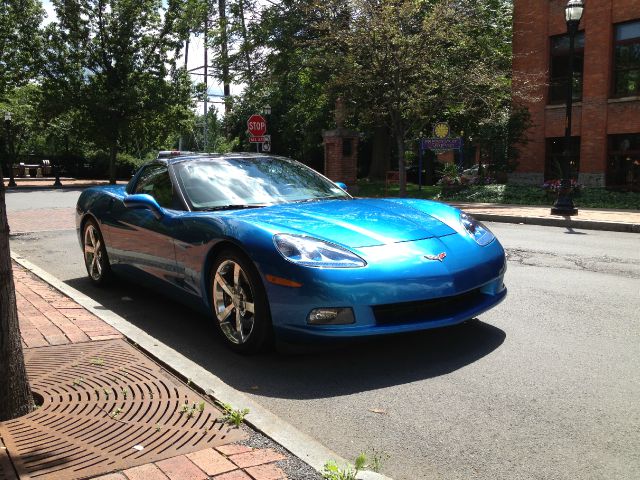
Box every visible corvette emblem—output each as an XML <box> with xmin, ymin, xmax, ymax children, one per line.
<box><xmin>424</xmin><ymin>252</ymin><xmax>447</xmax><ymax>262</ymax></box>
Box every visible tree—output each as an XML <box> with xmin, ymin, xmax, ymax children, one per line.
<box><xmin>220</xmin><ymin>0</ymin><xmax>336</xmax><ymax>167</ymax></box>
<box><xmin>312</xmin><ymin>0</ymin><xmax>510</xmax><ymax>195</ymax></box>
<box><xmin>0</xmin><ymin>0</ymin><xmax>43</xmax><ymax>421</ymax></box>
<box><xmin>43</xmin><ymin>0</ymin><xmax>194</xmax><ymax>183</ymax></box>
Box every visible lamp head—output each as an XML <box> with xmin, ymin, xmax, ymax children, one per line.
<box><xmin>565</xmin><ymin>0</ymin><xmax>584</xmax><ymax>24</ymax></box>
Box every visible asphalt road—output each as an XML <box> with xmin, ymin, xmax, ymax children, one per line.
<box><xmin>7</xmin><ymin>190</ymin><xmax>640</xmax><ymax>480</ymax></box>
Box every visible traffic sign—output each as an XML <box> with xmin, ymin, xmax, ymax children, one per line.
<box><xmin>247</xmin><ymin>114</ymin><xmax>267</xmax><ymax>137</ymax></box>
<box><xmin>262</xmin><ymin>135</ymin><xmax>271</xmax><ymax>152</ymax></box>
<box><xmin>249</xmin><ymin>136</ymin><xmax>266</xmax><ymax>143</ymax></box>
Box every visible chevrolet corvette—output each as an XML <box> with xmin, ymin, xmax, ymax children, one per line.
<box><xmin>76</xmin><ymin>153</ymin><xmax>507</xmax><ymax>353</ymax></box>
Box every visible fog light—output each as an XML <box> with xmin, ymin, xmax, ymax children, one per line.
<box><xmin>307</xmin><ymin>308</ymin><xmax>355</xmax><ymax>325</ymax></box>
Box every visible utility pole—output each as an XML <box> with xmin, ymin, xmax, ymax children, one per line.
<box><xmin>219</xmin><ymin>0</ymin><xmax>230</xmax><ymax>114</ymax></box>
<box><xmin>203</xmin><ymin>10</ymin><xmax>209</xmax><ymax>152</ymax></box>
<box><xmin>179</xmin><ymin>37</ymin><xmax>189</xmax><ymax>151</ymax></box>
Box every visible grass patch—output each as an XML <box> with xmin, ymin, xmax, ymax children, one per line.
<box><xmin>356</xmin><ymin>181</ymin><xmax>640</xmax><ymax>209</ymax></box>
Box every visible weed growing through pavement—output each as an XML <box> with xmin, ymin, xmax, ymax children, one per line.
<box><xmin>72</xmin><ymin>377</ymin><xmax>84</xmax><ymax>387</ymax></box>
<box><xmin>221</xmin><ymin>403</ymin><xmax>249</xmax><ymax>427</ymax></box>
<box><xmin>103</xmin><ymin>388</ymin><xmax>112</xmax><ymax>399</ymax></box>
<box><xmin>322</xmin><ymin>452</ymin><xmax>388</xmax><ymax>479</ymax></box>
<box><xmin>90</xmin><ymin>358</ymin><xmax>105</xmax><ymax>366</ymax></box>
<box><xmin>179</xmin><ymin>401</ymin><xmax>203</xmax><ymax>418</ymax></box>
<box><xmin>109</xmin><ymin>407</ymin><xmax>122</xmax><ymax>419</ymax></box>
<box><xmin>322</xmin><ymin>453</ymin><xmax>366</xmax><ymax>480</ymax></box>
<box><xmin>121</xmin><ymin>387</ymin><xmax>128</xmax><ymax>400</ymax></box>
<box><xmin>367</xmin><ymin>448</ymin><xmax>389</xmax><ymax>473</ymax></box>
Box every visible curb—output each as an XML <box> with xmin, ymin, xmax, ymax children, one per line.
<box><xmin>472</xmin><ymin>213</ymin><xmax>640</xmax><ymax>233</ymax></box>
<box><xmin>11</xmin><ymin>253</ymin><xmax>393</xmax><ymax>480</ymax></box>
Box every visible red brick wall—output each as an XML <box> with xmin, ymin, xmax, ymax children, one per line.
<box><xmin>513</xmin><ymin>0</ymin><xmax>548</xmax><ymax>173</ymax></box>
<box><xmin>323</xmin><ymin>135</ymin><xmax>359</xmax><ymax>186</ymax></box>
<box><xmin>512</xmin><ymin>0</ymin><xmax>640</xmax><ymax>182</ymax></box>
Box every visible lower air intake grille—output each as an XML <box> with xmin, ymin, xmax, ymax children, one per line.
<box><xmin>373</xmin><ymin>288</ymin><xmax>485</xmax><ymax>325</ymax></box>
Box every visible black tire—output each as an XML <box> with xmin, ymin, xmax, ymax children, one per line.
<box><xmin>82</xmin><ymin>219</ymin><xmax>112</xmax><ymax>286</ymax></box>
<box><xmin>210</xmin><ymin>248</ymin><xmax>272</xmax><ymax>354</ymax></box>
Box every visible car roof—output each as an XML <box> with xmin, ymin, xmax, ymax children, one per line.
<box><xmin>161</xmin><ymin>152</ymin><xmax>283</xmax><ymax>166</ymax></box>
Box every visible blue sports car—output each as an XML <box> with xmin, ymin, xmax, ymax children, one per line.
<box><xmin>76</xmin><ymin>153</ymin><xmax>506</xmax><ymax>353</ymax></box>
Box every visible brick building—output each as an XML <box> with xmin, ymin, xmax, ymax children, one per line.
<box><xmin>511</xmin><ymin>0</ymin><xmax>640</xmax><ymax>189</ymax></box>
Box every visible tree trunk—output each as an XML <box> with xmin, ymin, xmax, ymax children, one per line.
<box><xmin>368</xmin><ymin>125</ymin><xmax>391</xmax><ymax>181</ymax></box>
<box><xmin>108</xmin><ymin>142</ymin><xmax>117</xmax><ymax>184</ymax></box>
<box><xmin>0</xmin><ymin>165</ymin><xmax>33</xmax><ymax>421</ymax></box>
<box><xmin>395</xmin><ymin>129</ymin><xmax>407</xmax><ymax>197</ymax></box>
<box><xmin>237</xmin><ymin>0</ymin><xmax>252</xmax><ymax>87</ymax></box>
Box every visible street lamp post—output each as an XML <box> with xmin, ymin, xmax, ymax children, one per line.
<box><xmin>551</xmin><ymin>0</ymin><xmax>584</xmax><ymax>216</ymax></box>
<box><xmin>53</xmin><ymin>157</ymin><xmax>62</xmax><ymax>187</ymax></box>
<box><xmin>4</xmin><ymin>112</ymin><xmax>17</xmax><ymax>188</ymax></box>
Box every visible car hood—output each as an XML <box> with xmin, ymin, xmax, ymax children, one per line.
<box><xmin>232</xmin><ymin>198</ymin><xmax>457</xmax><ymax>248</ymax></box>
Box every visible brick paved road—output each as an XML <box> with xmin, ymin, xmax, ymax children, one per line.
<box><xmin>7</xmin><ymin>207</ymin><xmax>76</xmax><ymax>234</ymax></box>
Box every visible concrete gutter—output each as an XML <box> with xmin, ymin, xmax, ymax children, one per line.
<box><xmin>11</xmin><ymin>253</ymin><xmax>392</xmax><ymax>480</ymax></box>
<box><xmin>470</xmin><ymin>213</ymin><xmax>640</xmax><ymax>233</ymax></box>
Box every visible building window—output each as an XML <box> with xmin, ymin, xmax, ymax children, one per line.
<box><xmin>549</xmin><ymin>32</ymin><xmax>585</xmax><ymax>104</ymax></box>
<box><xmin>545</xmin><ymin>137</ymin><xmax>580</xmax><ymax>180</ymax></box>
<box><xmin>607</xmin><ymin>134</ymin><xmax>640</xmax><ymax>190</ymax></box>
<box><xmin>613</xmin><ymin>21</ymin><xmax>640</xmax><ymax>97</ymax></box>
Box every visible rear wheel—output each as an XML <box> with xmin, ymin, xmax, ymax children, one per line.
<box><xmin>82</xmin><ymin>219</ymin><xmax>112</xmax><ymax>285</ymax></box>
<box><xmin>211</xmin><ymin>249</ymin><xmax>271</xmax><ymax>353</ymax></box>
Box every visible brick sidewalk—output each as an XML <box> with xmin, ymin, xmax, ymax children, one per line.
<box><xmin>6</xmin><ymin>262</ymin><xmax>290</xmax><ymax>480</ymax></box>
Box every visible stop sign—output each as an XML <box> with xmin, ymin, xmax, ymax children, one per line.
<box><xmin>247</xmin><ymin>114</ymin><xmax>267</xmax><ymax>136</ymax></box>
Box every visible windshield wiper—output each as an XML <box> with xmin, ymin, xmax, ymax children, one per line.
<box><xmin>199</xmin><ymin>204</ymin><xmax>269</xmax><ymax>211</ymax></box>
<box><xmin>291</xmin><ymin>196</ymin><xmax>348</xmax><ymax>203</ymax></box>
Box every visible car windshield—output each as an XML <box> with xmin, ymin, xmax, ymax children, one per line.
<box><xmin>173</xmin><ymin>156</ymin><xmax>350</xmax><ymax>210</ymax></box>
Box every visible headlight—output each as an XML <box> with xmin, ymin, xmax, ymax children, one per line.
<box><xmin>460</xmin><ymin>212</ymin><xmax>495</xmax><ymax>246</ymax></box>
<box><xmin>273</xmin><ymin>234</ymin><xmax>366</xmax><ymax>268</ymax></box>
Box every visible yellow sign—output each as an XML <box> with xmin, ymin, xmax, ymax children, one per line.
<box><xmin>433</xmin><ymin>122</ymin><xmax>450</xmax><ymax>139</ymax></box>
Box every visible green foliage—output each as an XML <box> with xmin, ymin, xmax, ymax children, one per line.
<box><xmin>221</xmin><ymin>402</ymin><xmax>249</xmax><ymax>427</ymax></box>
<box><xmin>83</xmin><ymin>150</ymin><xmax>144</xmax><ymax>179</ymax></box>
<box><xmin>322</xmin><ymin>460</ymin><xmax>358</xmax><ymax>480</ymax></box>
<box><xmin>357</xmin><ymin>180</ymin><xmax>640</xmax><ymax>209</ymax></box>
<box><xmin>41</xmin><ymin>0</ymin><xmax>196</xmax><ymax>181</ymax></box>
<box><xmin>367</xmin><ymin>448</ymin><xmax>389</xmax><ymax>473</ymax></box>
<box><xmin>477</xmin><ymin>105</ymin><xmax>531</xmax><ymax>174</ymax></box>
<box><xmin>322</xmin><ymin>453</ymin><xmax>368</xmax><ymax>480</ymax></box>
<box><xmin>0</xmin><ymin>0</ymin><xmax>44</xmax><ymax>97</ymax></box>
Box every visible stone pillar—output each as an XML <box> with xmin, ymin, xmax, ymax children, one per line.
<box><xmin>322</xmin><ymin>129</ymin><xmax>359</xmax><ymax>186</ymax></box>
<box><xmin>322</xmin><ymin>98</ymin><xmax>359</xmax><ymax>187</ymax></box>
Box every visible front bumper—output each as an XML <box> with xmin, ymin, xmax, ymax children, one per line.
<box><xmin>262</xmin><ymin>234</ymin><xmax>507</xmax><ymax>342</ymax></box>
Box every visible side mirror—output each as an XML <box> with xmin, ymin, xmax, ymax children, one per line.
<box><xmin>335</xmin><ymin>182</ymin><xmax>348</xmax><ymax>191</ymax></box>
<box><xmin>123</xmin><ymin>194</ymin><xmax>164</xmax><ymax>220</ymax></box>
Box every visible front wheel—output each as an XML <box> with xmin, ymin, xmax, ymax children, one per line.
<box><xmin>211</xmin><ymin>249</ymin><xmax>272</xmax><ymax>353</ymax></box>
<box><xmin>82</xmin><ymin>219</ymin><xmax>112</xmax><ymax>285</ymax></box>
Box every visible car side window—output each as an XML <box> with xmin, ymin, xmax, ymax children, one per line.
<box><xmin>133</xmin><ymin>165</ymin><xmax>181</xmax><ymax>210</ymax></box>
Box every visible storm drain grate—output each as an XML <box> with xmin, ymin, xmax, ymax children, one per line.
<box><xmin>0</xmin><ymin>339</ymin><xmax>245</xmax><ymax>480</ymax></box>
<box><xmin>0</xmin><ymin>437</ymin><xmax>17</xmax><ymax>480</ymax></box>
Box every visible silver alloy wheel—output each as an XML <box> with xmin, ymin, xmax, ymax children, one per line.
<box><xmin>83</xmin><ymin>223</ymin><xmax>104</xmax><ymax>281</ymax></box>
<box><xmin>213</xmin><ymin>259</ymin><xmax>256</xmax><ymax>345</ymax></box>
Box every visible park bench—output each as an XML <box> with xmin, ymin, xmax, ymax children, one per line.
<box><xmin>16</xmin><ymin>159</ymin><xmax>53</xmax><ymax>178</ymax></box>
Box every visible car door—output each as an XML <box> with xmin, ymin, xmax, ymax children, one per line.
<box><xmin>107</xmin><ymin>163</ymin><xmax>181</xmax><ymax>284</ymax></box>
